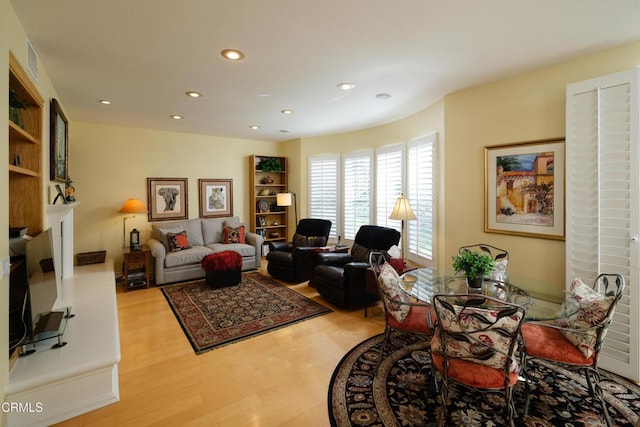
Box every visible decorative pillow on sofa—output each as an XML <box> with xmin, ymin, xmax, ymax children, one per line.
<box><xmin>222</xmin><ymin>225</ymin><xmax>245</xmax><ymax>244</ymax></box>
<box><xmin>166</xmin><ymin>231</ymin><xmax>191</xmax><ymax>252</ymax></box>
<box><xmin>554</xmin><ymin>277</ymin><xmax>614</xmax><ymax>359</ymax></box>
<box><xmin>377</xmin><ymin>262</ymin><xmax>410</xmax><ymax>323</ymax></box>
<box><xmin>292</xmin><ymin>234</ymin><xmax>327</xmax><ymax>248</ymax></box>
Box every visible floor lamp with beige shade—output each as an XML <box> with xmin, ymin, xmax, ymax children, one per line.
<box><xmin>389</xmin><ymin>193</ymin><xmax>416</xmax><ymax>263</ymax></box>
<box><xmin>119</xmin><ymin>198</ymin><xmax>147</xmax><ymax>250</ymax></box>
<box><xmin>277</xmin><ymin>192</ymin><xmax>297</xmax><ymax>227</ymax></box>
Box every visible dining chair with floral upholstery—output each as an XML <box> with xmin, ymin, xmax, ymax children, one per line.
<box><xmin>369</xmin><ymin>251</ymin><xmax>435</xmax><ymax>363</ymax></box>
<box><xmin>431</xmin><ymin>293</ymin><xmax>526</xmax><ymax>427</ymax></box>
<box><xmin>521</xmin><ymin>273</ymin><xmax>625</xmax><ymax>427</ymax></box>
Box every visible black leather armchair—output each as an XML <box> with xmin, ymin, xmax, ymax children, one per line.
<box><xmin>309</xmin><ymin>225</ymin><xmax>400</xmax><ymax>309</ymax></box>
<box><xmin>266</xmin><ymin>218</ymin><xmax>332</xmax><ymax>282</ymax></box>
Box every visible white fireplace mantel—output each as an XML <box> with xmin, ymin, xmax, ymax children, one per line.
<box><xmin>46</xmin><ymin>202</ymin><xmax>78</xmax><ymax>280</ymax></box>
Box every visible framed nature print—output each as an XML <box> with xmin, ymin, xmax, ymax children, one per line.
<box><xmin>50</xmin><ymin>98</ymin><xmax>68</xmax><ymax>182</ymax></box>
<box><xmin>484</xmin><ymin>138</ymin><xmax>565</xmax><ymax>240</ymax></box>
<box><xmin>198</xmin><ymin>179</ymin><xmax>233</xmax><ymax>218</ymax></box>
<box><xmin>147</xmin><ymin>178</ymin><xmax>188</xmax><ymax>221</ymax></box>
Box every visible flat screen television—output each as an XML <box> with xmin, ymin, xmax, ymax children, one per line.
<box><xmin>8</xmin><ymin>228</ymin><xmax>61</xmax><ymax>354</ymax></box>
<box><xmin>8</xmin><ymin>256</ymin><xmax>31</xmax><ymax>352</ymax></box>
<box><xmin>26</xmin><ymin>228</ymin><xmax>62</xmax><ymax>335</ymax></box>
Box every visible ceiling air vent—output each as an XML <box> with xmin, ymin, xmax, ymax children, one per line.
<box><xmin>26</xmin><ymin>38</ymin><xmax>38</xmax><ymax>81</ymax></box>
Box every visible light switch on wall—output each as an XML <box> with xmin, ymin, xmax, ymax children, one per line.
<box><xmin>1</xmin><ymin>257</ymin><xmax>11</xmax><ymax>280</ymax></box>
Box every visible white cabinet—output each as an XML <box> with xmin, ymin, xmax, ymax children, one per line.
<box><xmin>566</xmin><ymin>68</ymin><xmax>639</xmax><ymax>381</ymax></box>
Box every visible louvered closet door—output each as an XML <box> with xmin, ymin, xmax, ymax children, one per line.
<box><xmin>566</xmin><ymin>67</ymin><xmax>640</xmax><ymax>381</ymax></box>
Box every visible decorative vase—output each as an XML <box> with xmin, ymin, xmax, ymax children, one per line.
<box><xmin>467</xmin><ymin>276</ymin><xmax>484</xmax><ymax>289</ymax></box>
<box><xmin>261</xmin><ymin>176</ymin><xmax>274</xmax><ymax>184</ymax></box>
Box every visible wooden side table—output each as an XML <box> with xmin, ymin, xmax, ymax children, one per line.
<box><xmin>122</xmin><ymin>246</ymin><xmax>151</xmax><ymax>291</ymax></box>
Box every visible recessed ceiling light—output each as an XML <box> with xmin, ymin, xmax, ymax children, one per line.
<box><xmin>279</xmin><ymin>130</ymin><xmax>290</xmax><ymax>133</ymax></box>
<box><xmin>375</xmin><ymin>93</ymin><xmax>392</xmax><ymax>100</ymax></box>
<box><xmin>221</xmin><ymin>49</ymin><xmax>245</xmax><ymax>60</ymax></box>
<box><xmin>249</xmin><ymin>125</ymin><xmax>261</xmax><ymax>130</ymax></box>
<box><xmin>185</xmin><ymin>91</ymin><xmax>202</xmax><ymax>98</ymax></box>
<box><xmin>99</xmin><ymin>99</ymin><xmax>111</xmax><ymax>105</ymax></box>
<box><xmin>337</xmin><ymin>83</ymin><xmax>355</xmax><ymax>90</ymax></box>
<box><xmin>170</xmin><ymin>115</ymin><xmax>183</xmax><ymax>120</ymax></box>
<box><xmin>281</xmin><ymin>109</ymin><xmax>293</xmax><ymax>115</ymax></box>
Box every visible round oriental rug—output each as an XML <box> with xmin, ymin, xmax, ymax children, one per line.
<box><xmin>328</xmin><ymin>332</ymin><xmax>640</xmax><ymax>426</ymax></box>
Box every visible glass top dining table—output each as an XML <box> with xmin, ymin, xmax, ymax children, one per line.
<box><xmin>399</xmin><ymin>267</ymin><xmax>570</xmax><ymax>321</ymax></box>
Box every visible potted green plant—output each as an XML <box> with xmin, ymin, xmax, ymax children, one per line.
<box><xmin>452</xmin><ymin>250</ymin><xmax>495</xmax><ymax>288</ymax></box>
<box><xmin>258</xmin><ymin>158</ymin><xmax>282</xmax><ymax>172</ymax></box>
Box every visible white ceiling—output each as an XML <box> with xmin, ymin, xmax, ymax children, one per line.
<box><xmin>10</xmin><ymin>0</ymin><xmax>640</xmax><ymax>142</ymax></box>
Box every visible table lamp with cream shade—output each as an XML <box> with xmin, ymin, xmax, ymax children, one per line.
<box><xmin>277</xmin><ymin>191</ymin><xmax>297</xmax><ymax>227</ymax></box>
<box><xmin>119</xmin><ymin>198</ymin><xmax>147</xmax><ymax>250</ymax></box>
<box><xmin>389</xmin><ymin>193</ymin><xmax>416</xmax><ymax>263</ymax></box>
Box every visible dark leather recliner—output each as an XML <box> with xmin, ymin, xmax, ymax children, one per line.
<box><xmin>309</xmin><ymin>225</ymin><xmax>401</xmax><ymax>309</ymax></box>
<box><xmin>266</xmin><ymin>218</ymin><xmax>332</xmax><ymax>283</ymax></box>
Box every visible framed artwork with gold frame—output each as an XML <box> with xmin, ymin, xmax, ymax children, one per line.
<box><xmin>484</xmin><ymin>138</ymin><xmax>565</xmax><ymax>240</ymax></box>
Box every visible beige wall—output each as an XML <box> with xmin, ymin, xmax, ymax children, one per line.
<box><xmin>71</xmin><ymin>122</ymin><xmax>281</xmax><ymax>267</ymax></box>
<box><xmin>1</xmin><ymin>0</ymin><xmax>12</xmax><ymax>410</ymax></box>
<box><xmin>443</xmin><ymin>40</ymin><xmax>640</xmax><ymax>288</ymax></box>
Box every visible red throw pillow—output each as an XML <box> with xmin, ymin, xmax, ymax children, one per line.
<box><xmin>166</xmin><ymin>231</ymin><xmax>191</xmax><ymax>252</ymax></box>
<box><xmin>222</xmin><ymin>225</ymin><xmax>245</xmax><ymax>244</ymax></box>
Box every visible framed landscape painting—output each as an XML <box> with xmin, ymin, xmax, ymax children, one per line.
<box><xmin>198</xmin><ymin>179</ymin><xmax>233</xmax><ymax>218</ymax></box>
<box><xmin>147</xmin><ymin>178</ymin><xmax>188</xmax><ymax>221</ymax></box>
<box><xmin>484</xmin><ymin>138</ymin><xmax>565</xmax><ymax>240</ymax></box>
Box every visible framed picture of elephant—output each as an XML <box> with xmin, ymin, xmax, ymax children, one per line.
<box><xmin>198</xmin><ymin>179</ymin><xmax>233</xmax><ymax>218</ymax></box>
<box><xmin>147</xmin><ymin>177</ymin><xmax>188</xmax><ymax>221</ymax></box>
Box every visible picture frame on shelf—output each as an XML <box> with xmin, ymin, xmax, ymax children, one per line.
<box><xmin>198</xmin><ymin>179</ymin><xmax>233</xmax><ymax>218</ymax></box>
<box><xmin>50</xmin><ymin>98</ymin><xmax>68</xmax><ymax>183</ymax></box>
<box><xmin>258</xmin><ymin>216</ymin><xmax>267</xmax><ymax>227</ymax></box>
<box><xmin>484</xmin><ymin>138</ymin><xmax>565</xmax><ymax>240</ymax></box>
<box><xmin>53</xmin><ymin>184</ymin><xmax>68</xmax><ymax>205</ymax></box>
<box><xmin>147</xmin><ymin>177</ymin><xmax>188</xmax><ymax>221</ymax></box>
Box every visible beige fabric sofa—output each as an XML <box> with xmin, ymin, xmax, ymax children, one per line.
<box><xmin>147</xmin><ymin>217</ymin><xmax>263</xmax><ymax>285</ymax></box>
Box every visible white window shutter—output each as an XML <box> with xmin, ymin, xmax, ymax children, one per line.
<box><xmin>343</xmin><ymin>152</ymin><xmax>373</xmax><ymax>241</ymax></box>
<box><xmin>309</xmin><ymin>155</ymin><xmax>339</xmax><ymax>239</ymax></box>
<box><xmin>376</xmin><ymin>145</ymin><xmax>404</xmax><ymax>231</ymax></box>
<box><xmin>566</xmin><ymin>68</ymin><xmax>640</xmax><ymax>381</ymax></box>
<box><xmin>407</xmin><ymin>134</ymin><xmax>437</xmax><ymax>265</ymax></box>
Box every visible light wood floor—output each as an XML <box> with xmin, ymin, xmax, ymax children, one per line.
<box><xmin>54</xmin><ymin>262</ymin><xmax>385</xmax><ymax>427</ymax></box>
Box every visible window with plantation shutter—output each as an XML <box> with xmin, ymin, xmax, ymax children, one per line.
<box><xmin>376</xmin><ymin>145</ymin><xmax>404</xmax><ymax>232</ymax></box>
<box><xmin>343</xmin><ymin>151</ymin><xmax>373</xmax><ymax>240</ymax></box>
<box><xmin>309</xmin><ymin>154</ymin><xmax>339</xmax><ymax>239</ymax></box>
<box><xmin>566</xmin><ymin>67</ymin><xmax>639</xmax><ymax>381</ymax></box>
<box><xmin>407</xmin><ymin>134</ymin><xmax>436</xmax><ymax>265</ymax></box>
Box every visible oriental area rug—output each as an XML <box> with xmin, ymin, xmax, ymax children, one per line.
<box><xmin>161</xmin><ymin>271</ymin><xmax>331</xmax><ymax>354</ymax></box>
<box><xmin>328</xmin><ymin>333</ymin><xmax>640</xmax><ymax>427</ymax></box>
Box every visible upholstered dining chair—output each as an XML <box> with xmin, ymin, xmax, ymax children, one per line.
<box><xmin>369</xmin><ymin>252</ymin><xmax>435</xmax><ymax>362</ymax></box>
<box><xmin>459</xmin><ymin>243</ymin><xmax>509</xmax><ymax>282</ymax></box>
<box><xmin>521</xmin><ymin>273</ymin><xmax>625</xmax><ymax>427</ymax></box>
<box><xmin>431</xmin><ymin>293</ymin><xmax>526</xmax><ymax>427</ymax></box>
